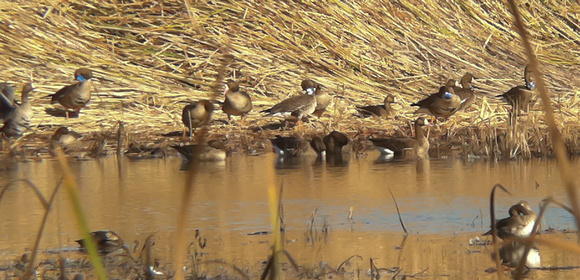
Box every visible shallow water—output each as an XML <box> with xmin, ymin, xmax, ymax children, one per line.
<box><xmin>1</xmin><ymin>153</ymin><xmax>579</xmax><ymax>278</ymax></box>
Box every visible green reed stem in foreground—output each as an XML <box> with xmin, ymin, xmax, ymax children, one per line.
<box><xmin>506</xmin><ymin>0</ymin><xmax>580</xmax><ymax>243</ymax></box>
<box><xmin>173</xmin><ymin>42</ymin><xmax>230</xmax><ymax>280</ymax></box>
<box><xmin>55</xmin><ymin>148</ymin><xmax>107</xmax><ymax>279</ymax></box>
<box><xmin>173</xmin><ymin>153</ymin><xmax>200</xmax><ymax>280</ymax></box>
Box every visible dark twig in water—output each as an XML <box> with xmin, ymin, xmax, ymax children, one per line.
<box><xmin>259</xmin><ymin>254</ymin><xmax>274</xmax><ymax>280</ymax></box>
<box><xmin>18</xmin><ymin>179</ymin><xmax>49</xmax><ymax>209</ymax></box>
<box><xmin>396</xmin><ymin>235</ymin><xmax>409</xmax><ymax>267</ymax></box>
<box><xmin>369</xmin><ymin>258</ymin><xmax>379</xmax><ymax>280</ymax></box>
<box><xmin>278</xmin><ymin>184</ymin><xmax>285</xmax><ymax>232</ymax></box>
<box><xmin>389</xmin><ymin>188</ymin><xmax>408</xmax><ymax>235</ymax></box>
<box><xmin>281</xmin><ymin>250</ymin><xmax>300</xmax><ymax>274</ymax></box>
<box><xmin>143</xmin><ymin>233</ymin><xmax>155</xmax><ymax>280</ymax></box>
<box><xmin>23</xmin><ymin>179</ymin><xmax>63</xmax><ymax>279</ymax></box>
<box><xmin>336</xmin><ymin>254</ymin><xmax>363</xmax><ymax>272</ymax></box>
<box><xmin>489</xmin><ymin>183</ymin><xmax>511</xmax><ymax>280</ymax></box>
<box><xmin>198</xmin><ymin>260</ymin><xmax>251</xmax><ymax>280</ymax></box>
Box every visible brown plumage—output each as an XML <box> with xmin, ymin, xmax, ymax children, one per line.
<box><xmin>50</xmin><ymin>68</ymin><xmax>93</xmax><ymax>118</ymax></box>
<box><xmin>222</xmin><ymin>81</ymin><xmax>252</xmax><ymax>120</ymax></box>
<box><xmin>182</xmin><ymin>100</ymin><xmax>214</xmax><ymax>138</ymax></box>
<box><xmin>453</xmin><ymin>73</ymin><xmax>476</xmax><ymax>111</ymax></box>
<box><xmin>323</xmin><ymin>131</ymin><xmax>349</xmax><ymax>154</ymax></box>
<box><xmin>411</xmin><ymin>86</ymin><xmax>461</xmax><ymax>120</ymax></box>
<box><xmin>269</xmin><ymin>136</ymin><xmax>324</xmax><ymax>157</ymax></box>
<box><xmin>497</xmin><ymin>65</ymin><xmax>536</xmax><ymax>113</ymax></box>
<box><xmin>261</xmin><ymin>93</ymin><xmax>317</xmax><ymax>120</ymax></box>
<box><xmin>50</xmin><ymin>127</ymin><xmax>82</xmax><ymax>149</ymax></box>
<box><xmin>445</xmin><ymin>79</ymin><xmax>456</xmax><ymax>87</ymax></box>
<box><xmin>76</xmin><ymin>230</ymin><xmax>124</xmax><ymax>254</ymax></box>
<box><xmin>356</xmin><ymin>94</ymin><xmax>396</xmax><ymax>118</ymax></box>
<box><xmin>302</xmin><ymin>79</ymin><xmax>331</xmax><ymax>117</ymax></box>
<box><xmin>49</xmin><ymin>127</ymin><xmax>83</xmax><ymax>156</ymax></box>
<box><xmin>1</xmin><ymin>83</ymin><xmax>35</xmax><ymax>137</ymax></box>
<box><xmin>172</xmin><ymin>139</ymin><xmax>227</xmax><ymax>162</ymax></box>
<box><xmin>370</xmin><ymin>117</ymin><xmax>430</xmax><ymax>158</ymax></box>
<box><xmin>483</xmin><ymin>200</ymin><xmax>537</xmax><ymax>239</ymax></box>
<box><xmin>310</xmin><ymin>136</ymin><xmax>326</xmax><ymax>156</ymax></box>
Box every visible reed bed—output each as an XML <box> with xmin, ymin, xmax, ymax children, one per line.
<box><xmin>0</xmin><ymin>0</ymin><xmax>579</xmax><ymax>159</ymax></box>
<box><xmin>2</xmin><ymin>0</ymin><xmax>580</xmax><ymax>277</ymax></box>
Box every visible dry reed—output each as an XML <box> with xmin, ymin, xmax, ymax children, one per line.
<box><xmin>0</xmin><ymin>0</ymin><xmax>578</xmax><ymax>158</ymax></box>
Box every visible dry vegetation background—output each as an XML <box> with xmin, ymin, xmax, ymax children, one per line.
<box><xmin>0</xmin><ymin>0</ymin><xmax>579</xmax><ymax>155</ymax></box>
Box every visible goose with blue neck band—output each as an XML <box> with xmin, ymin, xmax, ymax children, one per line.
<box><xmin>496</xmin><ymin>65</ymin><xmax>536</xmax><ymax>113</ymax></box>
<box><xmin>50</xmin><ymin>68</ymin><xmax>93</xmax><ymax>118</ymax></box>
<box><xmin>411</xmin><ymin>85</ymin><xmax>461</xmax><ymax>121</ymax></box>
<box><xmin>260</xmin><ymin>79</ymin><xmax>318</xmax><ymax>122</ymax></box>
<box><xmin>301</xmin><ymin>79</ymin><xmax>330</xmax><ymax>118</ymax></box>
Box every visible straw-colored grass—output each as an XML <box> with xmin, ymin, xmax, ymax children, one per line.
<box><xmin>0</xmin><ymin>0</ymin><xmax>579</xmax><ymax>157</ymax></box>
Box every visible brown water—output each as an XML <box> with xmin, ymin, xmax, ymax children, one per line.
<box><xmin>1</xmin><ymin>153</ymin><xmax>580</xmax><ymax>278</ymax></box>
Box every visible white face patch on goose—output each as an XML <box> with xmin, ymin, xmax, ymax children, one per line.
<box><xmin>306</xmin><ymin>87</ymin><xmax>316</xmax><ymax>95</ymax></box>
<box><xmin>443</xmin><ymin>92</ymin><xmax>453</xmax><ymax>99</ymax></box>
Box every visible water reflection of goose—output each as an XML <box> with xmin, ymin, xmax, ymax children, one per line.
<box><xmin>494</xmin><ymin>241</ymin><xmax>541</xmax><ymax>269</ymax></box>
<box><xmin>323</xmin><ymin>131</ymin><xmax>350</xmax><ymax>167</ymax></box>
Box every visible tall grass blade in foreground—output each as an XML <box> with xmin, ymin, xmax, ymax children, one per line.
<box><xmin>263</xmin><ymin>177</ymin><xmax>283</xmax><ymax>279</ymax></box>
<box><xmin>506</xmin><ymin>0</ymin><xmax>580</xmax><ymax>242</ymax></box>
<box><xmin>173</xmin><ymin>44</ymin><xmax>231</xmax><ymax>280</ymax></box>
<box><xmin>54</xmin><ymin>148</ymin><xmax>107</xmax><ymax>279</ymax></box>
<box><xmin>173</xmin><ymin>144</ymin><xmax>200</xmax><ymax>280</ymax></box>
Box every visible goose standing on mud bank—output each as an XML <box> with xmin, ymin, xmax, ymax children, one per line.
<box><xmin>497</xmin><ymin>65</ymin><xmax>536</xmax><ymax>113</ymax></box>
<box><xmin>222</xmin><ymin>80</ymin><xmax>252</xmax><ymax>123</ymax></box>
<box><xmin>50</xmin><ymin>68</ymin><xmax>93</xmax><ymax>118</ymax></box>
<box><xmin>411</xmin><ymin>86</ymin><xmax>462</xmax><ymax>120</ymax></box>
<box><xmin>301</xmin><ymin>79</ymin><xmax>330</xmax><ymax>117</ymax></box>
<box><xmin>1</xmin><ymin>83</ymin><xmax>35</xmax><ymax>138</ymax></box>
<box><xmin>370</xmin><ymin>117</ymin><xmax>430</xmax><ymax>159</ymax></box>
<box><xmin>182</xmin><ymin>99</ymin><xmax>214</xmax><ymax>139</ymax></box>
<box><xmin>483</xmin><ymin>200</ymin><xmax>538</xmax><ymax>239</ymax></box>
<box><xmin>261</xmin><ymin>80</ymin><xmax>318</xmax><ymax>122</ymax></box>
<box><xmin>355</xmin><ymin>94</ymin><xmax>396</xmax><ymax>118</ymax></box>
